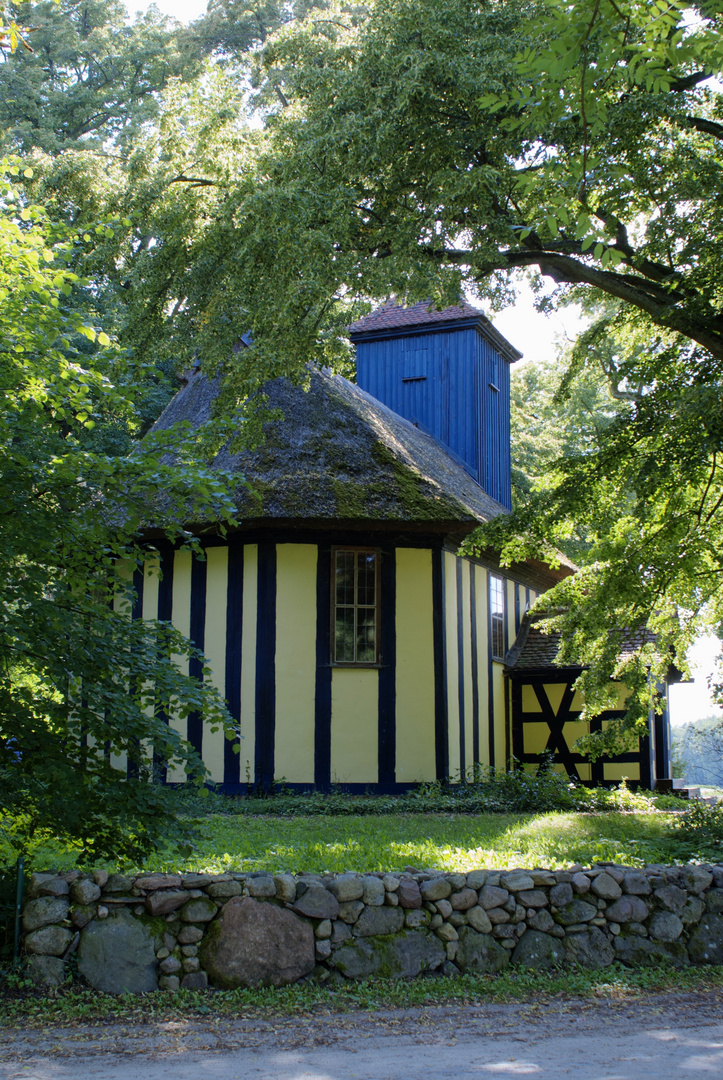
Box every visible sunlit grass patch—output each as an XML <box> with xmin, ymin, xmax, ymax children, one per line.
<box><xmin>143</xmin><ymin>810</ymin><xmax>682</xmax><ymax>874</ymax></box>
<box><xmin>1</xmin><ymin>808</ymin><xmax>695</xmax><ymax>875</ymax></box>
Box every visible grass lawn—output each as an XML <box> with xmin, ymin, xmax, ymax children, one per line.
<box><xmin>12</xmin><ymin>809</ymin><xmax>691</xmax><ymax>874</ymax></box>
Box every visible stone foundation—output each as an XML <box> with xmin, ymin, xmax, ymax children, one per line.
<box><xmin>22</xmin><ymin>863</ymin><xmax>723</xmax><ymax>993</ymax></box>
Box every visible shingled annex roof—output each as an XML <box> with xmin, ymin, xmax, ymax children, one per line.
<box><xmin>505</xmin><ymin>613</ymin><xmax>658</xmax><ymax>675</ymax></box>
<box><xmin>347</xmin><ymin>300</ymin><xmax>523</xmax><ymax>363</ymax></box>
<box><xmin>150</xmin><ymin>366</ymin><xmax>511</xmax><ymax>530</ymax></box>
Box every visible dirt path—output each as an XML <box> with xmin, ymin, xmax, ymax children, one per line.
<box><xmin>1</xmin><ymin>989</ymin><xmax>722</xmax><ymax>1079</ymax></box>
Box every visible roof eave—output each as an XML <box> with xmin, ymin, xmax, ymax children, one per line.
<box><xmin>349</xmin><ymin>316</ymin><xmax>522</xmax><ymax>363</ymax></box>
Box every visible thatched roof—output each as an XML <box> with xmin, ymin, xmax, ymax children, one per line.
<box><xmin>150</xmin><ymin>366</ymin><xmax>510</xmax><ymax>531</ymax></box>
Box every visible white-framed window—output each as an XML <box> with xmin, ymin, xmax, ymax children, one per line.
<box><xmin>489</xmin><ymin>573</ymin><xmax>506</xmax><ymax>660</ymax></box>
<box><xmin>332</xmin><ymin>548</ymin><xmax>380</xmax><ymax>664</ymax></box>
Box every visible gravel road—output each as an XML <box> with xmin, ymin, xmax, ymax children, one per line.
<box><xmin>1</xmin><ymin>989</ymin><xmax>722</xmax><ymax>1079</ymax></box>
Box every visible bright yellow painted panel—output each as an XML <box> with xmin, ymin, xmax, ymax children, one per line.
<box><xmin>167</xmin><ymin>548</ymin><xmax>193</xmax><ymax>782</ymax></box>
<box><xmin>109</xmin><ymin>560</ymin><xmax>136</xmax><ymax>773</ymax></box>
<box><xmin>522</xmin><ymin>684</ymin><xmax>543</xmax><ymax>713</ymax></box>
<box><xmin>202</xmin><ymin>547</ymin><xmax>228</xmax><ymax>784</ymax></box>
<box><xmin>473</xmin><ymin>566</ymin><xmax>490</xmax><ymax>768</ymax></box>
<box><xmin>491</xmin><ymin>657</ymin><xmax>507</xmax><ymax>769</ymax></box>
<box><xmin>444</xmin><ymin>551</ymin><xmax>460</xmax><ymax>778</ymax></box>
<box><xmin>460</xmin><ymin>560</ymin><xmax>475</xmax><ymax>774</ymax></box>
<box><xmin>239</xmin><ymin>544</ymin><xmax>257</xmax><ymax>784</ymax></box>
<box><xmin>172</xmin><ymin>549</ymin><xmax>192</xmax><ymax>642</ymax></box>
<box><xmin>331</xmin><ymin>668</ymin><xmax>378</xmax><ymax>783</ymax></box>
<box><xmin>604</xmin><ymin>763</ymin><xmax>640</xmax><ymax>782</ymax></box>
<box><xmin>577</xmin><ymin>763</ymin><xmax>592</xmax><ymax>782</ymax></box>
<box><xmin>114</xmin><ymin>558</ymin><xmax>134</xmax><ymax>617</ymax></box>
<box><xmin>143</xmin><ymin>559</ymin><xmax>159</xmax><ymax>622</ymax></box>
<box><xmin>506</xmin><ymin>577</ymin><xmax>516</xmax><ymax>647</ymax></box>
<box><xmin>136</xmin><ymin>559</ymin><xmax>160</xmax><ymax>769</ymax></box>
<box><xmin>274</xmin><ymin>544</ymin><xmax>317</xmax><ymax>783</ymax></box>
<box><xmin>395</xmin><ymin>548</ymin><xmax>436</xmax><ymax>782</ymax></box>
<box><xmin>523</xmin><ymin>722</ymin><xmax>550</xmax><ymax>755</ymax></box>
<box><xmin>542</xmin><ymin>682</ymin><xmax>566</xmax><ymax>715</ymax></box>
<box><xmin>563</xmin><ymin>720</ymin><xmax>590</xmax><ymax>748</ymax></box>
<box><xmin>550</xmin><ymin>681</ymin><xmax>626</xmax><ymax>715</ymax></box>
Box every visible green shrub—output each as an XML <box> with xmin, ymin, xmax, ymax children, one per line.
<box><xmin>0</xmin><ymin>864</ymin><xmax>18</xmax><ymax>966</ymax></box>
<box><xmin>672</xmin><ymin>800</ymin><xmax>723</xmax><ymax>858</ymax></box>
<box><xmin>167</xmin><ymin>768</ymin><xmax>665</xmax><ymax>819</ymax></box>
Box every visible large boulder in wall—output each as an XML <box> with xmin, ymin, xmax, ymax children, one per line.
<box><xmin>77</xmin><ymin>908</ymin><xmax>159</xmax><ymax>994</ymax></box>
<box><xmin>199</xmin><ymin>896</ymin><xmax>315</xmax><ymax>988</ymax></box>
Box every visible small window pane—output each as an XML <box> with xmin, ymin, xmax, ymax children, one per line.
<box><xmin>356</xmin><ymin>608</ymin><xmax>376</xmax><ymax>662</ymax></box>
<box><xmin>357</xmin><ymin>554</ymin><xmax>376</xmax><ymax>605</ymax></box>
<box><xmin>490</xmin><ymin>574</ymin><xmax>506</xmax><ymax>660</ymax></box>
<box><xmin>335</xmin><ymin>551</ymin><xmax>355</xmax><ymax>605</ymax></box>
<box><xmin>335</xmin><ymin>607</ymin><xmax>355</xmax><ymax>662</ymax></box>
<box><xmin>332</xmin><ymin>549</ymin><xmax>379</xmax><ymax>663</ymax></box>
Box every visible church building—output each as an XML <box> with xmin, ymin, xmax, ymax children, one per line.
<box><xmin>132</xmin><ymin>301</ymin><xmax>662</xmax><ymax>791</ymax></box>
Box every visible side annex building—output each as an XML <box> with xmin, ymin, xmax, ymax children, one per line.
<box><xmin>132</xmin><ymin>301</ymin><xmax>665</xmax><ymax>791</ymax></box>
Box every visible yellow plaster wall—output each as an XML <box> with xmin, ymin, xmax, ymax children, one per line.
<box><xmin>202</xmin><ymin>546</ymin><xmax>228</xmax><ymax>784</ymax></box>
<box><xmin>444</xmin><ymin>551</ymin><xmax>460</xmax><ymax>777</ymax></box>
<box><xmin>506</xmin><ymin>578</ymin><xmax>516</xmax><ymax>651</ymax></box>
<box><xmin>108</xmin><ymin>559</ymin><xmax>136</xmax><ymax>772</ymax></box>
<box><xmin>274</xmin><ymin>544</ymin><xmax>317</xmax><ymax>783</ymax></box>
<box><xmin>142</xmin><ymin>559</ymin><xmax>159</xmax><ymax>622</ymax></box>
<box><xmin>395</xmin><ymin>547</ymin><xmax>436</xmax><ymax>782</ymax></box>
<box><xmin>522</xmin><ymin>684</ymin><xmax>543</xmax><ymax>713</ymax></box>
<box><xmin>472</xmin><ymin>565</ymin><xmax>490</xmax><ymax>768</ymax></box>
<box><xmin>166</xmin><ymin>548</ymin><xmax>192</xmax><ymax>782</ymax></box>
<box><xmin>541</xmin><ymin>683</ymin><xmax>566</xmax><ymax>715</ymax></box>
<box><xmin>138</xmin><ymin>559</ymin><xmax>160</xmax><ymax>769</ymax></box>
<box><xmin>491</xmin><ymin>659</ymin><xmax>506</xmax><ymax>768</ymax></box>
<box><xmin>239</xmin><ymin>544</ymin><xmax>257</xmax><ymax>783</ymax></box>
<box><xmin>460</xmin><ymin>560</ymin><xmax>475</xmax><ymax>772</ymax></box>
<box><xmin>330</xmin><ymin>668</ymin><xmax>379</xmax><ymax>783</ymax></box>
<box><xmin>604</xmin><ymin>762</ymin><xmax>640</xmax><ymax>782</ymax></box>
<box><xmin>523</xmin><ymin>722</ymin><xmax>550</xmax><ymax>755</ymax></box>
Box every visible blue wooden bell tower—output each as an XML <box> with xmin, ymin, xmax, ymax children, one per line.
<box><xmin>348</xmin><ymin>300</ymin><xmax>521</xmax><ymax>510</ymax></box>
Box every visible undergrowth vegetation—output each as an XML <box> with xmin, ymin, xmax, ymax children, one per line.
<box><xmin>2</xmin><ymin>963</ymin><xmax>723</xmax><ymax>1024</ymax></box>
<box><xmin>173</xmin><ymin>770</ymin><xmax>687</xmax><ymax>818</ymax></box>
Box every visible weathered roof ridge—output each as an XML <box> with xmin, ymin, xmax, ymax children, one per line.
<box><xmin>149</xmin><ymin>365</ymin><xmax>511</xmax><ymax>529</ymax></box>
<box><xmin>347</xmin><ymin>299</ymin><xmax>522</xmax><ymax>362</ymax></box>
<box><xmin>505</xmin><ymin>611</ymin><xmax>660</xmax><ymax>674</ymax></box>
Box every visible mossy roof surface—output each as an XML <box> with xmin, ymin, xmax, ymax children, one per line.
<box><xmin>505</xmin><ymin>614</ymin><xmax>656</xmax><ymax>674</ymax></box>
<box><xmin>151</xmin><ymin>367</ymin><xmax>509</xmax><ymax>528</ymax></box>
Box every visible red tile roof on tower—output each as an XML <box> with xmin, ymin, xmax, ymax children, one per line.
<box><xmin>347</xmin><ymin>299</ymin><xmax>522</xmax><ymax>361</ymax></box>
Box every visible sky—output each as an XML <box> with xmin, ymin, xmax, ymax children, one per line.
<box><xmin>124</xmin><ymin>1</ymin><xmax>722</xmax><ymax>731</ymax></box>
<box><xmin>127</xmin><ymin>0</ymin><xmax>207</xmax><ymax>20</ymax></box>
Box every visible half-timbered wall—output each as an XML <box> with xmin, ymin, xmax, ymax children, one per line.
<box><xmin>122</xmin><ymin>540</ymin><xmax>651</xmax><ymax>791</ymax></box>
<box><xmin>122</xmin><ymin>538</ymin><xmax>537</xmax><ymax>791</ymax></box>
<box><xmin>510</xmin><ymin>675</ymin><xmax>650</xmax><ymax>787</ymax></box>
<box><xmin>440</xmin><ymin>551</ymin><xmax>538</xmax><ymax>779</ymax></box>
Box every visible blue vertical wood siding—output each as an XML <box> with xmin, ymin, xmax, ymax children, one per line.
<box><xmin>354</xmin><ymin>323</ymin><xmax>512</xmax><ymax>508</ymax></box>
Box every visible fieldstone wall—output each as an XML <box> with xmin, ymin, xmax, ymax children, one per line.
<box><xmin>22</xmin><ymin>862</ymin><xmax>723</xmax><ymax>994</ymax></box>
